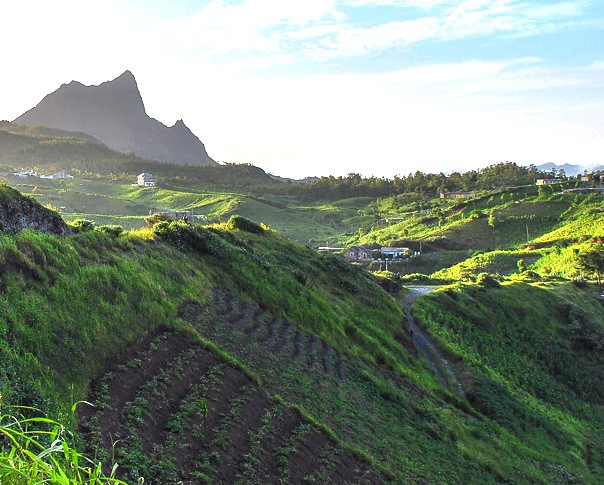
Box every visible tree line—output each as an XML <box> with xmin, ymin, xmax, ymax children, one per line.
<box><xmin>278</xmin><ymin>162</ymin><xmax>576</xmax><ymax>201</ymax></box>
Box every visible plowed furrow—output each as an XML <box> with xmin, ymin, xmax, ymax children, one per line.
<box><xmin>336</xmin><ymin>351</ymin><xmax>346</xmax><ymax>380</ymax></box>
<box><xmin>287</xmin><ymin>427</ymin><xmax>330</xmax><ymax>484</ymax></box>
<box><xmin>251</xmin><ymin>407</ymin><xmax>304</xmax><ymax>483</ymax></box>
<box><xmin>321</xmin><ymin>342</ymin><xmax>334</xmax><ymax>375</ymax></box>
<box><xmin>272</xmin><ymin>320</ymin><xmax>291</xmax><ymax>353</ymax></box>
<box><xmin>329</xmin><ymin>451</ymin><xmax>382</xmax><ymax>484</ymax></box>
<box><xmin>79</xmin><ymin>332</ymin><xmax>193</xmax><ymax>451</ymax></box>
<box><xmin>306</xmin><ymin>335</ymin><xmax>317</xmax><ymax>368</ymax></box>
<box><xmin>259</xmin><ymin>316</ymin><xmax>277</xmax><ymax>343</ymax></box>
<box><xmin>292</xmin><ymin>329</ymin><xmax>303</xmax><ymax>359</ymax></box>
<box><xmin>129</xmin><ymin>349</ymin><xmax>218</xmax><ymax>455</ymax></box>
<box><xmin>209</xmin><ymin>388</ymin><xmax>273</xmax><ymax>483</ymax></box>
<box><xmin>162</xmin><ymin>367</ymin><xmax>251</xmax><ymax>482</ymax></box>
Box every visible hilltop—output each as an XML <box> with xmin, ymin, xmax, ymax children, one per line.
<box><xmin>14</xmin><ymin>70</ymin><xmax>215</xmax><ymax>166</ymax></box>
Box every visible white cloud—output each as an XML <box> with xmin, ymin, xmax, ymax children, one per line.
<box><xmin>135</xmin><ymin>0</ymin><xmax>596</xmax><ymax>66</ymax></box>
<box><xmin>1</xmin><ymin>1</ymin><xmax>602</xmax><ymax>178</ymax></box>
<box><xmin>176</xmin><ymin>57</ymin><xmax>604</xmax><ymax>177</ymax></box>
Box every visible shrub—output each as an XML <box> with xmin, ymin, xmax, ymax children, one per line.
<box><xmin>467</xmin><ymin>209</ymin><xmax>485</xmax><ymax>220</ymax></box>
<box><xmin>476</xmin><ymin>273</ymin><xmax>500</xmax><ymax>288</ymax></box>
<box><xmin>96</xmin><ymin>225</ymin><xmax>124</xmax><ymax>237</ymax></box>
<box><xmin>69</xmin><ymin>219</ymin><xmax>95</xmax><ymax>233</ymax></box>
<box><xmin>152</xmin><ymin>220</ymin><xmax>225</xmax><ymax>256</ymax></box>
<box><xmin>516</xmin><ymin>259</ymin><xmax>526</xmax><ymax>273</ymax></box>
<box><xmin>372</xmin><ymin>271</ymin><xmax>402</xmax><ymax>294</ymax></box>
<box><xmin>226</xmin><ymin>215</ymin><xmax>265</xmax><ymax>234</ymax></box>
<box><xmin>145</xmin><ymin>212</ymin><xmax>173</xmax><ymax>228</ymax></box>
<box><xmin>559</xmin><ymin>302</ymin><xmax>604</xmax><ymax>351</ymax></box>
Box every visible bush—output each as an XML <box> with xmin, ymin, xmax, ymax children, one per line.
<box><xmin>226</xmin><ymin>215</ymin><xmax>265</xmax><ymax>234</ymax></box>
<box><xmin>372</xmin><ymin>271</ymin><xmax>402</xmax><ymax>295</ymax></box>
<box><xmin>96</xmin><ymin>225</ymin><xmax>123</xmax><ymax>237</ymax></box>
<box><xmin>476</xmin><ymin>273</ymin><xmax>500</xmax><ymax>288</ymax></box>
<box><xmin>69</xmin><ymin>219</ymin><xmax>95</xmax><ymax>233</ymax></box>
<box><xmin>559</xmin><ymin>302</ymin><xmax>604</xmax><ymax>351</ymax></box>
<box><xmin>516</xmin><ymin>259</ymin><xmax>526</xmax><ymax>273</ymax></box>
<box><xmin>145</xmin><ymin>212</ymin><xmax>173</xmax><ymax>227</ymax></box>
<box><xmin>152</xmin><ymin>220</ymin><xmax>225</xmax><ymax>256</ymax></box>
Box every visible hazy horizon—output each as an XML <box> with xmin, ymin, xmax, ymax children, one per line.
<box><xmin>2</xmin><ymin>1</ymin><xmax>603</xmax><ymax>179</ymax></box>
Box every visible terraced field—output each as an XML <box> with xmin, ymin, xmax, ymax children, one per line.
<box><xmin>182</xmin><ymin>288</ymin><xmax>349</xmax><ymax>381</ymax></box>
<box><xmin>79</xmin><ymin>327</ymin><xmax>381</xmax><ymax>484</ymax></box>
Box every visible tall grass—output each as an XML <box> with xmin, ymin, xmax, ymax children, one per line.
<box><xmin>0</xmin><ymin>405</ymin><xmax>128</xmax><ymax>484</ymax></box>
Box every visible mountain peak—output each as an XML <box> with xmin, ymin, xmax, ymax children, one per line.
<box><xmin>173</xmin><ymin>119</ymin><xmax>188</xmax><ymax>130</ymax></box>
<box><xmin>13</xmin><ymin>72</ymin><xmax>215</xmax><ymax>166</ymax></box>
<box><xmin>119</xmin><ymin>69</ymin><xmax>134</xmax><ymax>79</ymax></box>
<box><xmin>111</xmin><ymin>70</ymin><xmax>137</xmax><ymax>86</ymax></box>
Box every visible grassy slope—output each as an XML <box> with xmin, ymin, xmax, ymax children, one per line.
<box><xmin>348</xmin><ymin>186</ymin><xmax>604</xmax><ymax>280</ymax></box>
<box><xmin>0</xmin><ymin>206</ymin><xmax>602</xmax><ymax>482</ymax></box>
<box><xmin>7</xmin><ymin>177</ymin><xmax>365</xmax><ymax>242</ymax></box>
<box><xmin>413</xmin><ymin>282</ymin><xmax>604</xmax><ymax>482</ymax></box>
<box><xmin>432</xmin><ymin>193</ymin><xmax>604</xmax><ymax>280</ymax></box>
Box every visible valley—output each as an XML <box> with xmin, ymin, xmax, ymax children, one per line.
<box><xmin>0</xmin><ymin>121</ymin><xmax>603</xmax><ymax>484</ymax></box>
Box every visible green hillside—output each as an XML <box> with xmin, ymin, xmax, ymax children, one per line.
<box><xmin>0</xmin><ymin>185</ymin><xmax>603</xmax><ymax>483</ymax></box>
<box><xmin>413</xmin><ymin>282</ymin><xmax>604</xmax><ymax>481</ymax></box>
<box><xmin>6</xmin><ymin>177</ymin><xmax>361</xmax><ymax>242</ymax></box>
<box><xmin>343</xmin><ymin>183</ymin><xmax>603</xmax><ymax>281</ymax></box>
<box><xmin>0</xmin><ymin>122</ymin><xmax>276</xmax><ymax>191</ymax></box>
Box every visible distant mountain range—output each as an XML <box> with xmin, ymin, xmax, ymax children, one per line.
<box><xmin>14</xmin><ymin>70</ymin><xmax>215</xmax><ymax>166</ymax></box>
<box><xmin>534</xmin><ymin>162</ymin><xmax>604</xmax><ymax>176</ymax></box>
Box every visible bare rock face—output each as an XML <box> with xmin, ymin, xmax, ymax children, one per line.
<box><xmin>0</xmin><ymin>186</ymin><xmax>71</xmax><ymax>236</ymax></box>
<box><xmin>14</xmin><ymin>70</ymin><xmax>215</xmax><ymax>166</ymax></box>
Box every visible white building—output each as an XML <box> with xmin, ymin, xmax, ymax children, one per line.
<box><xmin>536</xmin><ymin>179</ymin><xmax>564</xmax><ymax>186</ymax></box>
<box><xmin>137</xmin><ymin>173</ymin><xmax>156</xmax><ymax>187</ymax></box>
<box><xmin>380</xmin><ymin>247</ymin><xmax>410</xmax><ymax>259</ymax></box>
<box><xmin>13</xmin><ymin>169</ymin><xmax>38</xmax><ymax>178</ymax></box>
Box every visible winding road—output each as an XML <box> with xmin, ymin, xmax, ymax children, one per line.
<box><xmin>401</xmin><ymin>287</ymin><xmax>465</xmax><ymax>399</ymax></box>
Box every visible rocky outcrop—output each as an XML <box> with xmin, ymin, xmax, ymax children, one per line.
<box><xmin>14</xmin><ymin>71</ymin><xmax>215</xmax><ymax>166</ymax></box>
<box><xmin>0</xmin><ymin>186</ymin><xmax>70</xmax><ymax>235</ymax></box>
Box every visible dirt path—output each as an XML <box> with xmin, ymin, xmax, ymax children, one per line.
<box><xmin>401</xmin><ymin>287</ymin><xmax>465</xmax><ymax>399</ymax></box>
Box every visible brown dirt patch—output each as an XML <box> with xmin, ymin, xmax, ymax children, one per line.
<box><xmin>79</xmin><ymin>327</ymin><xmax>383</xmax><ymax>483</ymax></box>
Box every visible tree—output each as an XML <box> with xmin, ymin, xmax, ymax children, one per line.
<box><xmin>577</xmin><ymin>246</ymin><xmax>604</xmax><ymax>284</ymax></box>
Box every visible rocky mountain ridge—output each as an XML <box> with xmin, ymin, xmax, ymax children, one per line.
<box><xmin>14</xmin><ymin>71</ymin><xmax>215</xmax><ymax>166</ymax></box>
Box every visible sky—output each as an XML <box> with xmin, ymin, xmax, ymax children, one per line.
<box><xmin>1</xmin><ymin>0</ymin><xmax>603</xmax><ymax>178</ymax></box>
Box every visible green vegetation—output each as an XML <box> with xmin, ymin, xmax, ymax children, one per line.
<box><xmin>0</xmin><ymin>182</ymin><xmax>601</xmax><ymax>482</ymax></box>
<box><xmin>413</xmin><ymin>282</ymin><xmax>604</xmax><ymax>482</ymax></box>
<box><xmin>2</xmin><ymin>124</ymin><xmax>604</xmax><ymax>482</ymax></box>
<box><xmin>0</xmin><ymin>405</ymin><xmax>126</xmax><ymax>484</ymax></box>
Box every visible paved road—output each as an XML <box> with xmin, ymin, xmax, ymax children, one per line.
<box><xmin>401</xmin><ymin>287</ymin><xmax>465</xmax><ymax>399</ymax></box>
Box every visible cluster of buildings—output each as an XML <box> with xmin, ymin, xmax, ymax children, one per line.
<box><xmin>10</xmin><ymin>169</ymin><xmax>156</xmax><ymax>188</ymax></box>
<box><xmin>12</xmin><ymin>169</ymin><xmax>73</xmax><ymax>179</ymax></box>
<box><xmin>319</xmin><ymin>245</ymin><xmax>417</xmax><ymax>262</ymax></box>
